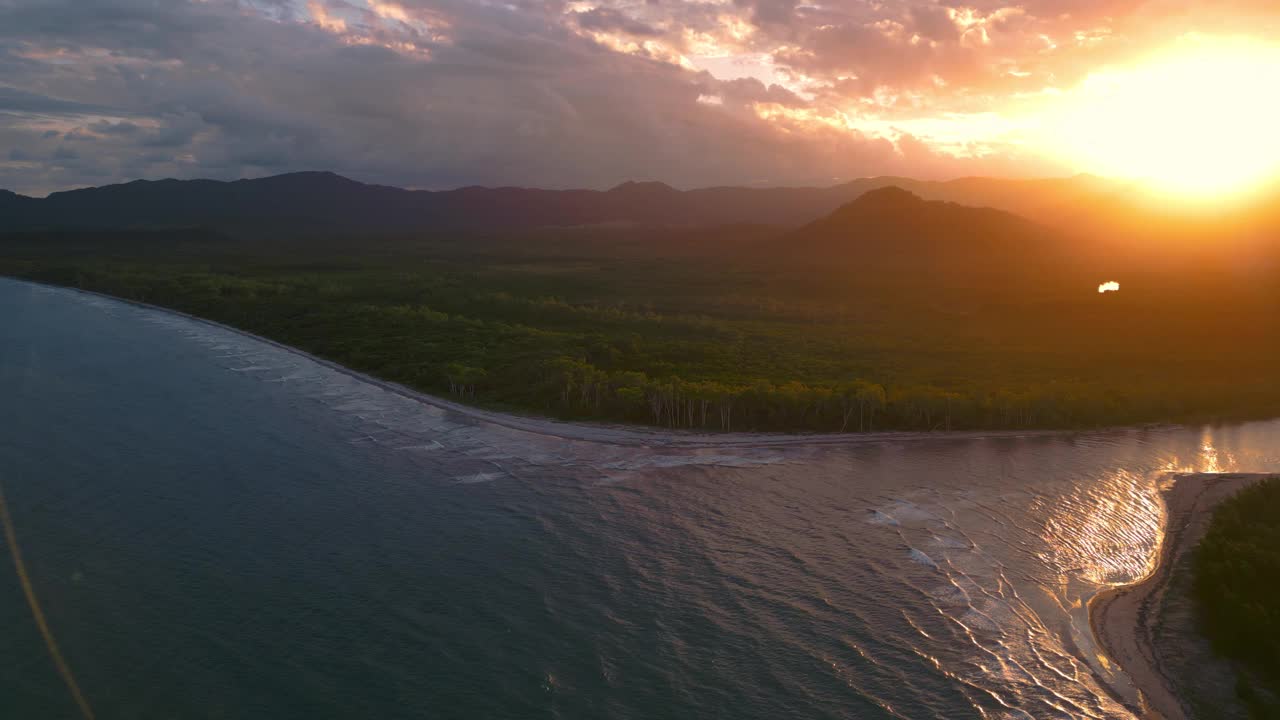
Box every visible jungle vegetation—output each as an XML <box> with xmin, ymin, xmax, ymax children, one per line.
<box><xmin>1194</xmin><ymin>478</ymin><xmax>1280</xmax><ymax>718</ymax></box>
<box><xmin>1</xmin><ymin>224</ymin><xmax>1277</xmax><ymax>433</ymax></box>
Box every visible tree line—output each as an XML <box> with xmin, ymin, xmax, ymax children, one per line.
<box><xmin>2</xmin><ymin>241</ymin><xmax>1277</xmax><ymax>434</ymax></box>
<box><xmin>1194</xmin><ymin>478</ymin><xmax>1280</xmax><ymax>717</ymax></box>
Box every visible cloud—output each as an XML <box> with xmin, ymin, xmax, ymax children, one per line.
<box><xmin>0</xmin><ymin>0</ymin><xmax>1275</xmax><ymax>195</ymax></box>
<box><xmin>734</xmin><ymin>0</ymin><xmax>800</xmax><ymax>28</ymax></box>
<box><xmin>0</xmin><ymin>86</ymin><xmax>119</xmax><ymax>116</ymax></box>
<box><xmin>571</xmin><ymin>7</ymin><xmax>662</xmax><ymax>37</ymax></box>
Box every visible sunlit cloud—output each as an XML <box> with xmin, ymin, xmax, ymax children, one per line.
<box><xmin>307</xmin><ymin>0</ymin><xmax>346</xmax><ymax>33</ymax></box>
<box><xmin>575</xmin><ymin>28</ymin><xmax>697</xmax><ymax>70</ymax></box>
<box><xmin>302</xmin><ymin>0</ymin><xmax>443</xmax><ymax>56</ymax></box>
<box><xmin>1098</xmin><ymin>281</ymin><xmax>1120</xmax><ymax>293</ymax></box>
<box><xmin>368</xmin><ymin>0</ymin><xmax>411</xmax><ymax>24</ymax></box>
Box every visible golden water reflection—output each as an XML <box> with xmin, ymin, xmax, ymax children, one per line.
<box><xmin>1047</xmin><ymin>430</ymin><xmax>1243</xmax><ymax>592</ymax></box>
<box><xmin>1041</xmin><ymin>469</ymin><xmax>1163</xmax><ymax>587</ymax></box>
<box><xmin>1161</xmin><ymin>431</ymin><xmax>1239</xmax><ymax>474</ymax></box>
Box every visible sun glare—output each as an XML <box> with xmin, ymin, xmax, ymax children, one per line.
<box><xmin>1040</xmin><ymin>41</ymin><xmax>1280</xmax><ymax>198</ymax></box>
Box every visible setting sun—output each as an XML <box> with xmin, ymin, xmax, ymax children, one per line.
<box><xmin>1040</xmin><ymin>41</ymin><xmax>1280</xmax><ymax>198</ymax></box>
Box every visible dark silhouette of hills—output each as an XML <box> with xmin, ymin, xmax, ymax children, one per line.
<box><xmin>5</xmin><ymin>172</ymin><xmax>1276</xmax><ymax>281</ymax></box>
<box><xmin>0</xmin><ymin>189</ymin><xmax>35</xmax><ymax>212</ymax></box>
<box><xmin>775</xmin><ymin>186</ymin><xmax>1080</xmax><ymax>281</ymax></box>
<box><xmin>0</xmin><ymin>171</ymin><xmax>1128</xmax><ymax>235</ymax></box>
<box><xmin>6</xmin><ymin>172</ymin><xmax>420</xmax><ymax>234</ymax></box>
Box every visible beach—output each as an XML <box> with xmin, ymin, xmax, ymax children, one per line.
<box><xmin>10</xmin><ymin>279</ymin><xmax>1179</xmax><ymax>451</ymax></box>
<box><xmin>1090</xmin><ymin>472</ymin><xmax>1276</xmax><ymax>719</ymax></box>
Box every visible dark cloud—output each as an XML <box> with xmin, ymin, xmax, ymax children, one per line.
<box><xmin>87</xmin><ymin>119</ymin><xmax>140</xmax><ymax>135</ymax></box>
<box><xmin>734</xmin><ymin>0</ymin><xmax>799</xmax><ymax>28</ymax></box>
<box><xmin>909</xmin><ymin>4</ymin><xmax>960</xmax><ymax>43</ymax></box>
<box><xmin>714</xmin><ymin>77</ymin><xmax>807</xmax><ymax>108</ymax></box>
<box><xmin>0</xmin><ymin>86</ymin><xmax>119</xmax><ymax>116</ymax></box>
<box><xmin>572</xmin><ymin>7</ymin><xmax>662</xmax><ymax>36</ymax></box>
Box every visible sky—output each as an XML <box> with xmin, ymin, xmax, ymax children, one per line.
<box><xmin>1</xmin><ymin>0</ymin><xmax>1279</xmax><ymax>196</ymax></box>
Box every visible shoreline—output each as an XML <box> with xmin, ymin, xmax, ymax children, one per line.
<box><xmin>1088</xmin><ymin>472</ymin><xmax>1275</xmax><ymax>719</ymax></box>
<box><xmin>5</xmin><ymin>276</ymin><xmax>1187</xmax><ymax>449</ymax></box>
<box><xmin>2</xmin><ymin>275</ymin><xmax>1177</xmax><ymax>448</ymax></box>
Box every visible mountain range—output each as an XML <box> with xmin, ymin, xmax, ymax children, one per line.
<box><xmin>0</xmin><ymin>171</ymin><xmax>1132</xmax><ymax>235</ymax></box>
<box><xmin>3</xmin><ymin>172</ymin><xmax>1276</xmax><ymax>280</ymax></box>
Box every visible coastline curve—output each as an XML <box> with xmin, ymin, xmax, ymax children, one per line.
<box><xmin>5</xmin><ymin>276</ymin><xmax>1181</xmax><ymax>450</ymax></box>
<box><xmin>1088</xmin><ymin>472</ymin><xmax>1274</xmax><ymax>719</ymax></box>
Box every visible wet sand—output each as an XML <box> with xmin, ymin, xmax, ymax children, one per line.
<box><xmin>1090</xmin><ymin>473</ymin><xmax>1275</xmax><ymax>719</ymax></box>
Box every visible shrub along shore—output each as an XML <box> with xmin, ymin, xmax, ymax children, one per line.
<box><xmin>1194</xmin><ymin>477</ymin><xmax>1280</xmax><ymax>716</ymax></box>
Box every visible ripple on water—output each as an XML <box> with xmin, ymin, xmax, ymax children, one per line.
<box><xmin>10</xmin><ymin>281</ymin><xmax>1278</xmax><ymax>720</ymax></box>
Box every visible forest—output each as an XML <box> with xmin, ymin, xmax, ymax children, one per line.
<box><xmin>1</xmin><ymin>226</ymin><xmax>1277</xmax><ymax>433</ymax></box>
<box><xmin>1194</xmin><ymin>478</ymin><xmax>1280</xmax><ymax>717</ymax></box>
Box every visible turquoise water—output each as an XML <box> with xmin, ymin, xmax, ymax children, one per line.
<box><xmin>2</xmin><ymin>277</ymin><xmax>1278</xmax><ymax>719</ymax></box>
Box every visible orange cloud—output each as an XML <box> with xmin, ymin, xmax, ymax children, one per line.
<box><xmin>307</xmin><ymin>1</ymin><xmax>346</xmax><ymax>33</ymax></box>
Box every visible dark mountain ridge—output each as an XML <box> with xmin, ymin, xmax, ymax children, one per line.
<box><xmin>0</xmin><ymin>171</ymin><xmax>1125</xmax><ymax>235</ymax></box>
<box><xmin>5</xmin><ymin>173</ymin><xmax>1276</xmax><ymax>282</ymax></box>
<box><xmin>775</xmin><ymin>186</ymin><xmax>1079</xmax><ymax>282</ymax></box>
